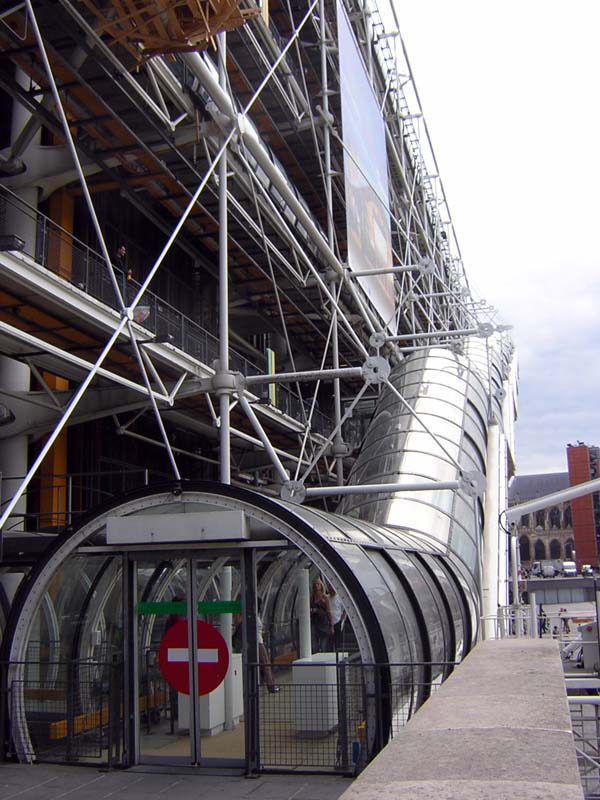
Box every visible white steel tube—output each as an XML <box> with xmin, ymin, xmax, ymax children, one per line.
<box><xmin>528</xmin><ymin>591</ymin><xmax>537</xmax><ymax>639</ymax></box>
<box><xmin>237</xmin><ymin>394</ymin><xmax>290</xmax><ymax>483</ymax></box>
<box><xmin>387</xmin><ymin>327</ymin><xmax>479</xmax><ymax>343</ymax></box>
<box><xmin>245</xmin><ymin>366</ymin><xmax>363</xmax><ymax>385</ymax></box>
<box><xmin>482</xmin><ymin>422</ymin><xmax>500</xmax><ymax>639</ymax></box>
<box><xmin>305</xmin><ymin>480</ymin><xmax>462</xmax><ymax>497</ymax></box>
<box><xmin>0</xmin><ymin>319</ymin><xmax>129</xmax><ymax>530</ymax></box>
<box><xmin>218</xmin><ymin>33</ymin><xmax>231</xmax><ymax>485</ymax></box>
<box><xmin>298</xmin><ymin>569</ymin><xmax>312</xmax><ymax>659</ymax></box>
<box><xmin>506</xmin><ymin>475</ymin><xmax>600</xmax><ymax>524</ymax></box>
<box><xmin>510</xmin><ymin>531</ymin><xmax>523</xmax><ymax>637</ymax></box>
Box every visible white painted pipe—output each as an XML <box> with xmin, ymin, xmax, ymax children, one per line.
<box><xmin>298</xmin><ymin>569</ymin><xmax>311</xmax><ymax>659</ymax></box>
<box><xmin>482</xmin><ymin>422</ymin><xmax>500</xmax><ymax>639</ymax></box>
<box><xmin>529</xmin><ymin>591</ymin><xmax>537</xmax><ymax>640</ymax></box>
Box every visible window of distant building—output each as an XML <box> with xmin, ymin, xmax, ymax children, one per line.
<box><xmin>535</xmin><ymin>510</ymin><xmax>546</xmax><ymax>529</ymax></box>
<box><xmin>534</xmin><ymin>539</ymin><xmax>546</xmax><ymax>560</ymax></box>
<box><xmin>549</xmin><ymin>507</ymin><xmax>560</xmax><ymax>529</ymax></box>
<box><xmin>550</xmin><ymin>539</ymin><xmax>561</xmax><ymax>559</ymax></box>
<box><xmin>520</xmin><ymin>514</ymin><xmax>530</xmax><ymax>528</ymax></box>
<box><xmin>565</xmin><ymin>538</ymin><xmax>575</xmax><ymax>559</ymax></box>
<box><xmin>519</xmin><ymin>535</ymin><xmax>531</xmax><ymax>562</ymax></box>
<box><xmin>564</xmin><ymin>504</ymin><xmax>572</xmax><ymax>528</ymax></box>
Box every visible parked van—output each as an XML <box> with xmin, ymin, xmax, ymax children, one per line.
<box><xmin>562</xmin><ymin>561</ymin><xmax>577</xmax><ymax>577</ymax></box>
<box><xmin>542</xmin><ymin>562</ymin><xmax>558</xmax><ymax>577</ymax></box>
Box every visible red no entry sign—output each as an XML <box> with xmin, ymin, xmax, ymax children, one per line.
<box><xmin>158</xmin><ymin>620</ymin><xmax>230</xmax><ymax>695</ymax></box>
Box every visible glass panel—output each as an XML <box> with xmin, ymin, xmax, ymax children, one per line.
<box><xmin>330</xmin><ymin>543</ymin><xmax>415</xmax><ymax>665</ymax></box>
<box><xmin>195</xmin><ymin>556</ymin><xmax>244</xmax><ymax>762</ymax></box>
<box><xmin>388</xmin><ymin>550</ymin><xmax>449</xmax><ymax>677</ymax></box>
<box><xmin>419</xmin><ymin>554</ymin><xmax>466</xmax><ymax>662</ymax></box>
<box><xmin>135</xmin><ymin>555</ymin><xmax>245</xmax><ymax>766</ymax></box>
<box><xmin>24</xmin><ymin>554</ymin><xmax>124</xmax><ymax>763</ymax></box>
<box><xmin>137</xmin><ymin>559</ymin><xmax>190</xmax><ymax>764</ymax></box>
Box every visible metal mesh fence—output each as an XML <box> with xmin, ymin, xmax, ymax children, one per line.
<box><xmin>255</xmin><ymin>660</ymin><xmax>455</xmax><ymax>773</ymax></box>
<box><xmin>2</xmin><ymin>658</ymin><xmax>455</xmax><ymax>772</ymax></box>
<box><xmin>257</xmin><ymin>667</ymin><xmax>366</xmax><ymax>772</ymax></box>
<box><xmin>5</xmin><ymin>660</ymin><xmax>122</xmax><ymax>765</ymax></box>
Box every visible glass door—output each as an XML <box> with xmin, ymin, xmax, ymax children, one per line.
<box><xmin>134</xmin><ymin>553</ymin><xmax>245</xmax><ymax>767</ymax></box>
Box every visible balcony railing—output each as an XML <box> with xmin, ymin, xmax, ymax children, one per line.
<box><xmin>0</xmin><ymin>185</ymin><xmax>330</xmax><ymax>435</ymax></box>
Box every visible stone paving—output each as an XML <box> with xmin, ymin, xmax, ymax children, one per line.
<box><xmin>0</xmin><ymin>762</ymin><xmax>352</xmax><ymax>800</ymax></box>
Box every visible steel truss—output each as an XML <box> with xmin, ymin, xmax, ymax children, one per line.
<box><xmin>0</xmin><ymin>0</ymin><xmax>511</xmax><ymax>531</ymax></box>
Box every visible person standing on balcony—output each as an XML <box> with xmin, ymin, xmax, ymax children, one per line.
<box><xmin>115</xmin><ymin>243</ymin><xmax>127</xmax><ymax>272</ymax></box>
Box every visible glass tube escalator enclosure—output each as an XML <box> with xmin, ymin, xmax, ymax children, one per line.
<box><xmin>2</xmin><ymin>481</ymin><xmax>479</xmax><ymax>770</ymax></box>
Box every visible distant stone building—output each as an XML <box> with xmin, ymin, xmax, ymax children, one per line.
<box><xmin>509</xmin><ymin>473</ymin><xmax>574</xmax><ymax>570</ymax></box>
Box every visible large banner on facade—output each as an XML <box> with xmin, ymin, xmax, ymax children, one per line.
<box><xmin>337</xmin><ymin>0</ymin><xmax>395</xmax><ymax>332</ymax></box>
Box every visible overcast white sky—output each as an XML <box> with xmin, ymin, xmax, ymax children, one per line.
<box><xmin>393</xmin><ymin>0</ymin><xmax>600</xmax><ymax>476</ymax></box>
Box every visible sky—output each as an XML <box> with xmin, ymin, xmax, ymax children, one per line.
<box><xmin>393</xmin><ymin>0</ymin><xmax>600</xmax><ymax>475</ymax></box>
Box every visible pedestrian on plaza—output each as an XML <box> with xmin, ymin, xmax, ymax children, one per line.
<box><xmin>311</xmin><ymin>578</ymin><xmax>333</xmax><ymax>652</ymax></box>
<box><xmin>327</xmin><ymin>584</ymin><xmax>346</xmax><ymax>650</ymax></box>
<box><xmin>257</xmin><ymin>601</ymin><xmax>278</xmax><ymax>693</ymax></box>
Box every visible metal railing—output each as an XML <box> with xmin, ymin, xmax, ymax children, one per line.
<box><xmin>0</xmin><ymin>468</ymin><xmax>162</xmax><ymax>533</ymax></box>
<box><xmin>0</xmin><ymin>185</ymin><xmax>331</xmax><ymax>435</ymax></box>
<box><xmin>1</xmin><ymin>657</ymin><xmax>455</xmax><ymax>772</ymax></box>
<box><xmin>570</xmin><ymin>697</ymin><xmax>600</xmax><ymax>799</ymax></box>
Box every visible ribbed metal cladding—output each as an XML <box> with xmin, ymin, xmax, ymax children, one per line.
<box><xmin>337</xmin><ymin>338</ymin><xmax>508</xmax><ymax>578</ymax></box>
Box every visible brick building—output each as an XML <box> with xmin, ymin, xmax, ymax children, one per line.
<box><xmin>566</xmin><ymin>443</ymin><xmax>600</xmax><ymax>569</ymax></box>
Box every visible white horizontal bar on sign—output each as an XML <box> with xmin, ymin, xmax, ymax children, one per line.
<box><xmin>106</xmin><ymin>510</ymin><xmax>249</xmax><ymax>544</ymax></box>
<box><xmin>168</xmin><ymin>648</ymin><xmax>219</xmax><ymax>663</ymax></box>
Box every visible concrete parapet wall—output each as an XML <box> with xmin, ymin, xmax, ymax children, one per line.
<box><xmin>341</xmin><ymin>639</ymin><xmax>583</xmax><ymax>799</ymax></box>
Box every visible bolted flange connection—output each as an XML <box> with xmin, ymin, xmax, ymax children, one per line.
<box><xmin>477</xmin><ymin>322</ymin><xmax>494</xmax><ymax>338</ymax></box>
<box><xmin>331</xmin><ymin>441</ymin><xmax>352</xmax><ymax>458</ymax></box>
<box><xmin>212</xmin><ymin>370</ymin><xmax>245</xmax><ymax>396</ymax></box>
<box><xmin>362</xmin><ymin>355</ymin><xmax>390</xmax><ymax>385</ymax></box>
<box><xmin>369</xmin><ymin>331</ymin><xmax>387</xmax><ymax>350</ymax></box>
<box><xmin>459</xmin><ymin>470</ymin><xmax>486</xmax><ymax>498</ymax></box>
<box><xmin>280</xmin><ymin>480</ymin><xmax>306</xmax><ymax>504</ymax></box>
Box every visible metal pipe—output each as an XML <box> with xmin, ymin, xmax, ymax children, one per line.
<box><xmin>319</xmin><ymin>0</ymin><xmax>343</xmax><ymax>488</ymax></box>
<box><xmin>0</xmin><ymin>318</ymin><xmax>129</xmax><ymax>529</ymax></box>
<box><xmin>126</xmin><ymin>320</ymin><xmax>181</xmax><ymax>479</ymax></box>
<box><xmin>237</xmin><ymin>394</ymin><xmax>290</xmax><ymax>484</ymax></box>
<box><xmin>26</xmin><ymin>0</ymin><xmax>125</xmax><ymax>311</ymax></box>
<box><xmin>300</xmin><ymin>382</ymin><xmax>370</xmax><ymax>484</ymax></box>
<box><xmin>528</xmin><ymin>591</ymin><xmax>537</xmax><ymax>639</ymax></box>
<box><xmin>510</xmin><ymin>530</ymin><xmax>523</xmax><ymax>637</ymax></box>
<box><xmin>386</xmin><ymin>327</ymin><xmax>480</xmax><ymax>343</ymax></box>
<box><xmin>298</xmin><ymin>569</ymin><xmax>312</xmax><ymax>659</ymax></box>
<box><xmin>505</xmin><ymin>474</ymin><xmax>600</xmax><ymax>524</ymax></box>
<box><xmin>482</xmin><ymin>422</ymin><xmax>500</xmax><ymax>639</ymax></box>
<box><xmin>245</xmin><ymin>366</ymin><xmax>363</xmax><ymax>386</ymax></box>
<box><xmin>218</xmin><ymin>33</ymin><xmax>231</xmax><ymax>485</ymax></box>
<box><xmin>305</xmin><ymin>480</ymin><xmax>462</xmax><ymax>498</ymax></box>
<box><xmin>349</xmin><ymin>264</ymin><xmax>426</xmax><ymax>277</ymax></box>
